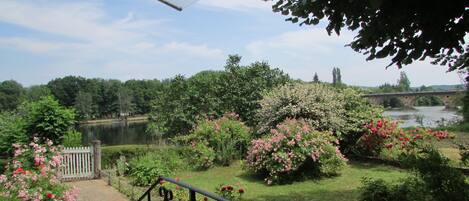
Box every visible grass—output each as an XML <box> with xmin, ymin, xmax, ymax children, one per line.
<box><xmin>174</xmin><ymin>161</ymin><xmax>408</xmax><ymax>201</ymax></box>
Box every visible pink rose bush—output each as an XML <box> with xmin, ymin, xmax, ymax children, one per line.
<box><xmin>0</xmin><ymin>137</ymin><xmax>79</xmax><ymax>201</ymax></box>
<box><xmin>246</xmin><ymin>119</ymin><xmax>347</xmax><ymax>184</ymax></box>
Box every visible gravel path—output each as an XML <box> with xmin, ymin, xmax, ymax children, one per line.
<box><xmin>67</xmin><ymin>179</ymin><xmax>128</xmax><ymax>201</ymax></box>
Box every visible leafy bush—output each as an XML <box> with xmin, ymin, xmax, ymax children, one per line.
<box><xmin>128</xmin><ymin>148</ymin><xmax>185</xmax><ymax>186</ymax></box>
<box><xmin>181</xmin><ymin>141</ymin><xmax>215</xmax><ymax>170</ymax></box>
<box><xmin>340</xmin><ymin>88</ymin><xmax>383</xmax><ymax>154</ymax></box>
<box><xmin>62</xmin><ymin>130</ymin><xmax>82</xmax><ymax>147</ymax></box>
<box><xmin>359</xmin><ymin>177</ymin><xmax>429</xmax><ymax>201</ymax></box>
<box><xmin>256</xmin><ymin>83</ymin><xmax>345</xmax><ymax>136</ymax></box>
<box><xmin>101</xmin><ymin>145</ymin><xmax>163</xmax><ymax>169</ymax></box>
<box><xmin>0</xmin><ymin>138</ymin><xmax>79</xmax><ymax>201</ymax></box>
<box><xmin>359</xmin><ymin>148</ymin><xmax>469</xmax><ymax>201</ymax></box>
<box><xmin>0</xmin><ymin>112</ymin><xmax>27</xmax><ymax>155</ymax></box>
<box><xmin>20</xmin><ymin>96</ymin><xmax>76</xmax><ymax>144</ymax></box>
<box><xmin>246</xmin><ymin>119</ymin><xmax>347</xmax><ymax>184</ymax></box>
<box><xmin>357</xmin><ymin>119</ymin><xmax>453</xmax><ymax>157</ymax></box>
<box><xmin>177</xmin><ymin>113</ymin><xmax>250</xmax><ymax>166</ymax></box>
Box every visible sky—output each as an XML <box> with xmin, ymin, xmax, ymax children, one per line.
<box><xmin>0</xmin><ymin>0</ymin><xmax>464</xmax><ymax>87</ymax></box>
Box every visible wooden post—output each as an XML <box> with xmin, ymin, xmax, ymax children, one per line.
<box><xmin>92</xmin><ymin>140</ymin><xmax>101</xmax><ymax>179</ymax></box>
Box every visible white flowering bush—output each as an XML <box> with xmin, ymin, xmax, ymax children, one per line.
<box><xmin>256</xmin><ymin>83</ymin><xmax>346</xmax><ymax>136</ymax></box>
<box><xmin>246</xmin><ymin>119</ymin><xmax>347</xmax><ymax>185</ymax></box>
<box><xmin>0</xmin><ymin>138</ymin><xmax>79</xmax><ymax>201</ymax></box>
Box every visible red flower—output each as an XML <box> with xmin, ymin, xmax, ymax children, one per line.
<box><xmin>13</xmin><ymin>167</ymin><xmax>26</xmax><ymax>175</ymax></box>
<box><xmin>238</xmin><ymin>188</ymin><xmax>245</xmax><ymax>194</ymax></box>
<box><xmin>46</xmin><ymin>192</ymin><xmax>54</xmax><ymax>199</ymax></box>
<box><xmin>226</xmin><ymin>185</ymin><xmax>233</xmax><ymax>191</ymax></box>
<box><xmin>385</xmin><ymin>143</ymin><xmax>393</xmax><ymax>149</ymax></box>
<box><xmin>377</xmin><ymin>120</ymin><xmax>383</xmax><ymax>128</ymax></box>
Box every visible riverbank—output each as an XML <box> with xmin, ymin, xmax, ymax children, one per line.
<box><xmin>80</xmin><ymin>115</ymin><xmax>148</xmax><ymax>125</ymax></box>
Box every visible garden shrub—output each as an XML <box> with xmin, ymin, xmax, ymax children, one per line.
<box><xmin>128</xmin><ymin>148</ymin><xmax>185</xmax><ymax>186</ymax></box>
<box><xmin>357</xmin><ymin>119</ymin><xmax>453</xmax><ymax>158</ymax></box>
<box><xmin>256</xmin><ymin>83</ymin><xmax>345</xmax><ymax>136</ymax></box>
<box><xmin>20</xmin><ymin>96</ymin><xmax>76</xmax><ymax>145</ymax></box>
<box><xmin>359</xmin><ymin>177</ymin><xmax>429</xmax><ymax>201</ymax></box>
<box><xmin>0</xmin><ymin>112</ymin><xmax>27</xmax><ymax>155</ymax></box>
<box><xmin>340</xmin><ymin>88</ymin><xmax>383</xmax><ymax>154</ymax></box>
<box><xmin>359</xmin><ymin>148</ymin><xmax>469</xmax><ymax>201</ymax></box>
<box><xmin>0</xmin><ymin>138</ymin><xmax>79</xmax><ymax>200</ymax></box>
<box><xmin>246</xmin><ymin>119</ymin><xmax>347</xmax><ymax>184</ymax></box>
<box><xmin>101</xmin><ymin>145</ymin><xmax>164</xmax><ymax>169</ymax></box>
<box><xmin>62</xmin><ymin>130</ymin><xmax>82</xmax><ymax>147</ymax></box>
<box><xmin>176</xmin><ymin>113</ymin><xmax>250</xmax><ymax>166</ymax></box>
<box><xmin>180</xmin><ymin>141</ymin><xmax>215</xmax><ymax>170</ymax></box>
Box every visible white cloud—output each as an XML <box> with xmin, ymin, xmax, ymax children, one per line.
<box><xmin>197</xmin><ymin>0</ymin><xmax>272</xmax><ymax>11</ymax></box>
<box><xmin>0</xmin><ymin>1</ymin><xmax>225</xmax><ymax>64</ymax></box>
<box><xmin>246</xmin><ymin>28</ymin><xmax>353</xmax><ymax>58</ymax></box>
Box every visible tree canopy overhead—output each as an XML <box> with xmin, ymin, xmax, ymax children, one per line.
<box><xmin>269</xmin><ymin>0</ymin><xmax>469</xmax><ymax>72</ymax></box>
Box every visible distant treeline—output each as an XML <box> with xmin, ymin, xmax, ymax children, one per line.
<box><xmin>0</xmin><ymin>55</ymin><xmax>291</xmax><ymax>122</ymax></box>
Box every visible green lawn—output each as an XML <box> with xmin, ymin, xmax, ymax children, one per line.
<box><xmin>175</xmin><ymin>161</ymin><xmax>408</xmax><ymax>201</ymax></box>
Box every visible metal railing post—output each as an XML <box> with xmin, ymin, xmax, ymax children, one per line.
<box><xmin>189</xmin><ymin>189</ymin><xmax>196</xmax><ymax>201</ymax></box>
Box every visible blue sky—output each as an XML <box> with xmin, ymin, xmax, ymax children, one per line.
<box><xmin>0</xmin><ymin>0</ymin><xmax>463</xmax><ymax>87</ymax></box>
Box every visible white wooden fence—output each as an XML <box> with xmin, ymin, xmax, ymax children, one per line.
<box><xmin>60</xmin><ymin>146</ymin><xmax>95</xmax><ymax>180</ymax></box>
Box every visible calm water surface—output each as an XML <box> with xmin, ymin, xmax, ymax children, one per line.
<box><xmin>384</xmin><ymin>106</ymin><xmax>462</xmax><ymax>128</ymax></box>
<box><xmin>77</xmin><ymin>121</ymin><xmax>152</xmax><ymax>146</ymax></box>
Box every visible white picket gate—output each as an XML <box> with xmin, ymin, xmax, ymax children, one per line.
<box><xmin>60</xmin><ymin>146</ymin><xmax>95</xmax><ymax>181</ymax></box>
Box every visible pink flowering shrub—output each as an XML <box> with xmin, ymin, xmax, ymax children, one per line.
<box><xmin>0</xmin><ymin>137</ymin><xmax>79</xmax><ymax>201</ymax></box>
<box><xmin>246</xmin><ymin>119</ymin><xmax>347</xmax><ymax>184</ymax></box>
<box><xmin>358</xmin><ymin>118</ymin><xmax>453</xmax><ymax>157</ymax></box>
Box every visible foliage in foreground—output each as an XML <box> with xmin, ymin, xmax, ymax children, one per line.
<box><xmin>359</xmin><ymin>148</ymin><xmax>469</xmax><ymax>201</ymax></box>
<box><xmin>0</xmin><ymin>138</ymin><xmax>79</xmax><ymax>201</ymax></box>
<box><xmin>176</xmin><ymin>113</ymin><xmax>251</xmax><ymax>168</ymax></box>
<box><xmin>128</xmin><ymin>148</ymin><xmax>186</xmax><ymax>186</ymax></box>
<box><xmin>20</xmin><ymin>96</ymin><xmax>76</xmax><ymax>145</ymax></box>
<box><xmin>246</xmin><ymin>119</ymin><xmax>347</xmax><ymax>184</ymax></box>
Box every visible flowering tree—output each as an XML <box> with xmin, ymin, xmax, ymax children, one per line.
<box><xmin>246</xmin><ymin>119</ymin><xmax>347</xmax><ymax>184</ymax></box>
<box><xmin>0</xmin><ymin>138</ymin><xmax>79</xmax><ymax>201</ymax></box>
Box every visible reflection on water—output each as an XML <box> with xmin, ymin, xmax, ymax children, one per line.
<box><xmin>383</xmin><ymin>106</ymin><xmax>462</xmax><ymax>128</ymax></box>
<box><xmin>77</xmin><ymin>121</ymin><xmax>151</xmax><ymax>146</ymax></box>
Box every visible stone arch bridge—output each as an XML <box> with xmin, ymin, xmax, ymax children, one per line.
<box><xmin>362</xmin><ymin>90</ymin><xmax>465</xmax><ymax>109</ymax></box>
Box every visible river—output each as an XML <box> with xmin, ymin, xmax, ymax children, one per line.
<box><xmin>383</xmin><ymin>106</ymin><xmax>462</xmax><ymax>128</ymax></box>
<box><xmin>78</xmin><ymin>106</ymin><xmax>463</xmax><ymax>145</ymax></box>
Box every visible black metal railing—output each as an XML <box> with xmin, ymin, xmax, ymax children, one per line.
<box><xmin>138</xmin><ymin>176</ymin><xmax>230</xmax><ymax>201</ymax></box>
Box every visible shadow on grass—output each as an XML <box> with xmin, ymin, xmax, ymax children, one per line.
<box><xmin>348</xmin><ymin>160</ymin><xmax>403</xmax><ymax>172</ymax></box>
<box><xmin>242</xmin><ymin>189</ymin><xmax>360</xmax><ymax>201</ymax></box>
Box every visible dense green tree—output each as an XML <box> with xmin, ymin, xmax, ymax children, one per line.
<box><xmin>95</xmin><ymin>79</ymin><xmax>121</xmax><ymax>118</ymax></box>
<box><xmin>26</xmin><ymin>85</ymin><xmax>52</xmax><ymax>101</ymax></box>
<box><xmin>464</xmin><ymin>79</ymin><xmax>469</xmax><ymax>122</ymax></box>
<box><xmin>117</xmin><ymin>87</ymin><xmax>134</xmax><ymax>118</ymax></box>
<box><xmin>222</xmin><ymin>55</ymin><xmax>290</xmax><ymax>126</ymax></box>
<box><xmin>47</xmin><ymin>76</ymin><xmax>87</xmax><ymax>107</ymax></box>
<box><xmin>397</xmin><ymin>72</ymin><xmax>411</xmax><ymax>92</ymax></box>
<box><xmin>124</xmin><ymin>79</ymin><xmax>162</xmax><ymax>115</ymax></box>
<box><xmin>0</xmin><ymin>80</ymin><xmax>26</xmax><ymax>111</ymax></box>
<box><xmin>74</xmin><ymin>91</ymin><xmax>94</xmax><ymax>119</ymax></box>
<box><xmin>269</xmin><ymin>0</ymin><xmax>469</xmax><ymax>72</ymax></box>
<box><xmin>0</xmin><ymin>111</ymin><xmax>27</xmax><ymax>155</ymax></box>
<box><xmin>149</xmin><ymin>55</ymin><xmax>290</xmax><ymax>136</ymax></box>
<box><xmin>332</xmin><ymin>67</ymin><xmax>342</xmax><ymax>85</ymax></box>
<box><xmin>313</xmin><ymin>72</ymin><xmax>319</xmax><ymax>83</ymax></box>
<box><xmin>150</xmin><ymin>75</ymin><xmax>192</xmax><ymax>136</ymax></box>
<box><xmin>20</xmin><ymin>96</ymin><xmax>76</xmax><ymax>144</ymax></box>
